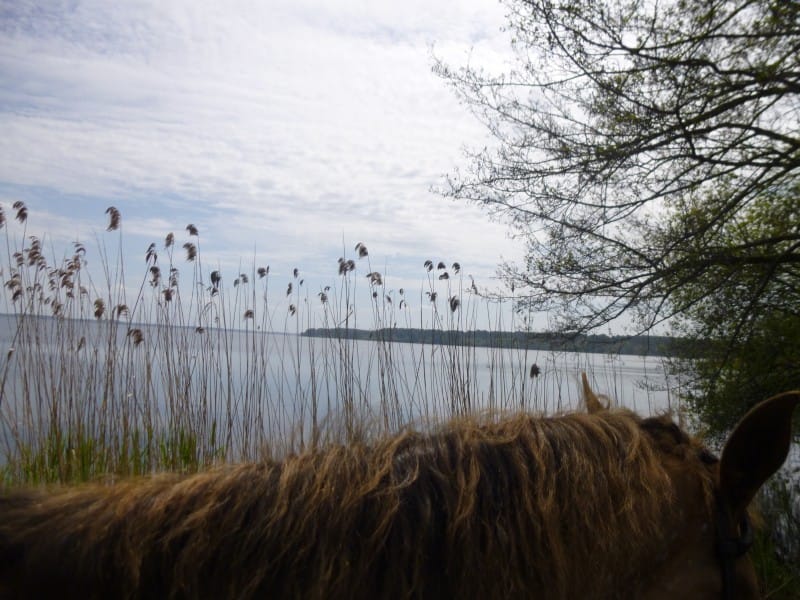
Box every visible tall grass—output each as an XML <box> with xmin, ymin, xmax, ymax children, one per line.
<box><xmin>753</xmin><ymin>470</ymin><xmax>800</xmax><ymax>598</ymax></box>
<box><xmin>0</xmin><ymin>203</ymin><xmax>669</xmax><ymax>484</ymax></box>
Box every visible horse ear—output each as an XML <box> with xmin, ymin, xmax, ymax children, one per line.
<box><xmin>719</xmin><ymin>391</ymin><xmax>800</xmax><ymax>518</ymax></box>
<box><xmin>582</xmin><ymin>372</ymin><xmax>605</xmax><ymax>414</ymax></box>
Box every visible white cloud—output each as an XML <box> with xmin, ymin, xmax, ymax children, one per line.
<box><xmin>0</xmin><ymin>0</ymin><xmax>523</xmax><ymax>327</ymax></box>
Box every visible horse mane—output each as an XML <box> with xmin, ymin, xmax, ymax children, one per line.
<box><xmin>0</xmin><ymin>409</ymin><xmax>720</xmax><ymax>599</ymax></box>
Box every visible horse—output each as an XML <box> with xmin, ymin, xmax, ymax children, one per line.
<box><xmin>0</xmin><ymin>377</ymin><xmax>797</xmax><ymax>599</ymax></box>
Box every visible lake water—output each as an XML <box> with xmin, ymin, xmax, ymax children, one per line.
<box><xmin>0</xmin><ymin>313</ymin><xmax>686</xmax><ymax>458</ymax></box>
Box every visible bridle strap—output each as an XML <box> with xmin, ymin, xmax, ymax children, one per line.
<box><xmin>716</xmin><ymin>501</ymin><xmax>754</xmax><ymax>600</ymax></box>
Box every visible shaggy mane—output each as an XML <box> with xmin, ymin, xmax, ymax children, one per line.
<box><xmin>0</xmin><ymin>409</ymin><xmax>719</xmax><ymax>599</ymax></box>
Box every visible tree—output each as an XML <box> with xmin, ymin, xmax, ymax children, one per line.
<box><xmin>669</xmin><ymin>190</ymin><xmax>800</xmax><ymax>432</ymax></box>
<box><xmin>435</xmin><ymin>0</ymin><xmax>800</xmax><ymax>335</ymax></box>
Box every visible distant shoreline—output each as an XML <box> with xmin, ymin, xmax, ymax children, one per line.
<box><xmin>302</xmin><ymin>327</ymin><xmax>683</xmax><ymax>357</ymax></box>
<box><xmin>0</xmin><ymin>313</ymin><xmax>684</xmax><ymax>357</ymax></box>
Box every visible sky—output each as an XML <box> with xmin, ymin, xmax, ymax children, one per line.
<box><xmin>0</xmin><ymin>0</ymin><xmax>528</xmax><ymax>330</ymax></box>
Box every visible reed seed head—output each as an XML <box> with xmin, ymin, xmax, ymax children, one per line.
<box><xmin>26</xmin><ymin>237</ymin><xmax>43</xmax><ymax>267</ymax></box>
<box><xmin>13</xmin><ymin>201</ymin><xmax>28</xmax><ymax>224</ymax></box>
<box><xmin>127</xmin><ymin>328</ymin><xmax>144</xmax><ymax>346</ymax></box>
<box><xmin>93</xmin><ymin>298</ymin><xmax>105</xmax><ymax>319</ymax></box>
<box><xmin>105</xmin><ymin>206</ymin><xmax>120</xmax><ymax>231</ymax></box>
<box><xmin>186</xmin><ymin>224</ymin><xmax>199</xmax><ymax>236</ymax></box>
<box><xmin>149</xmin><ymin>266</ymin><xmax>161</xmax><ymax>286</ymax></box>
<box><xmin>449</xmin><ymin>295</ymin><xmax>460</xmax><ymax>312</ymax></box>
<box><xmin>338</xmin><ymin>258</ymin><xmax>356</xmax><ymax>275</ymax></box>
<box><xmin>183</xmin><ymin>242</ymin><xmax>197</xmax><ymax>261</ymax></box>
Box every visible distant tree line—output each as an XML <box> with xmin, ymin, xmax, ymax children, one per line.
<box><xmin>302</xmin><ymin>327</ymin><xmax>682</xmax><ymax>357</ymax></box>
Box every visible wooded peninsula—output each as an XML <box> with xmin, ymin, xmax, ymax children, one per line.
<box><xmin>302</xmin><ymin>328</ymin><xmax>681</xmax><ymax>357</ymax></box>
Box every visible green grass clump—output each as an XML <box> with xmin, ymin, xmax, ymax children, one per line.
<box><xmin>753</xmin><ymin>473</ymin><xmax>800</xmax><ymax>598</ymax></box>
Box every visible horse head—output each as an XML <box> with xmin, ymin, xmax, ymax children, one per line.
<box><xmin>578</xmin><ymin>380</ymin><xmax>799</xmax><ymax>599</ymax></box>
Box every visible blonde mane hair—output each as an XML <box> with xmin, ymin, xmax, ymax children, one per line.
<box><xmin>0</xmin><ymin>409</ymin><xmax>720</xmax><ymax>599</ymax></box>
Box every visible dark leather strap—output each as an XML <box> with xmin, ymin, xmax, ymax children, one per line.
<box><xmin>716</xmin><ymin>500</ymin><xmax>754</xmax><ymax>600</ymax></box>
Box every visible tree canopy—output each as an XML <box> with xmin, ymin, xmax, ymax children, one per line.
<box><xmin>669</xmin><ymin>188</ymin><xmax>800</xmax><ymax>431</ymax></box>
<box><xmin>436</xmin><ymin>0</ymin><xmax>800</xmax><ymax>335</ymax></box>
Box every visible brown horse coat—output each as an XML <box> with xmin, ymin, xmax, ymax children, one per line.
<box><xmin>0</xmin><ymin>388</ymin><xmax>797</xmax><ymax>599</ymax></box>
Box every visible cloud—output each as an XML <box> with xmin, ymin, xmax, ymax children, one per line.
<box><xmin>0</xmin><ymin>0</ymin><xmax>522</xmax><ymax>327</ymax></box>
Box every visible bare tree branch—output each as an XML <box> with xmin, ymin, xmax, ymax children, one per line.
<box><xmin>435</xmin><ymin>0</ymin><xmax>800</xmax><ymax>335</ymax></box>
